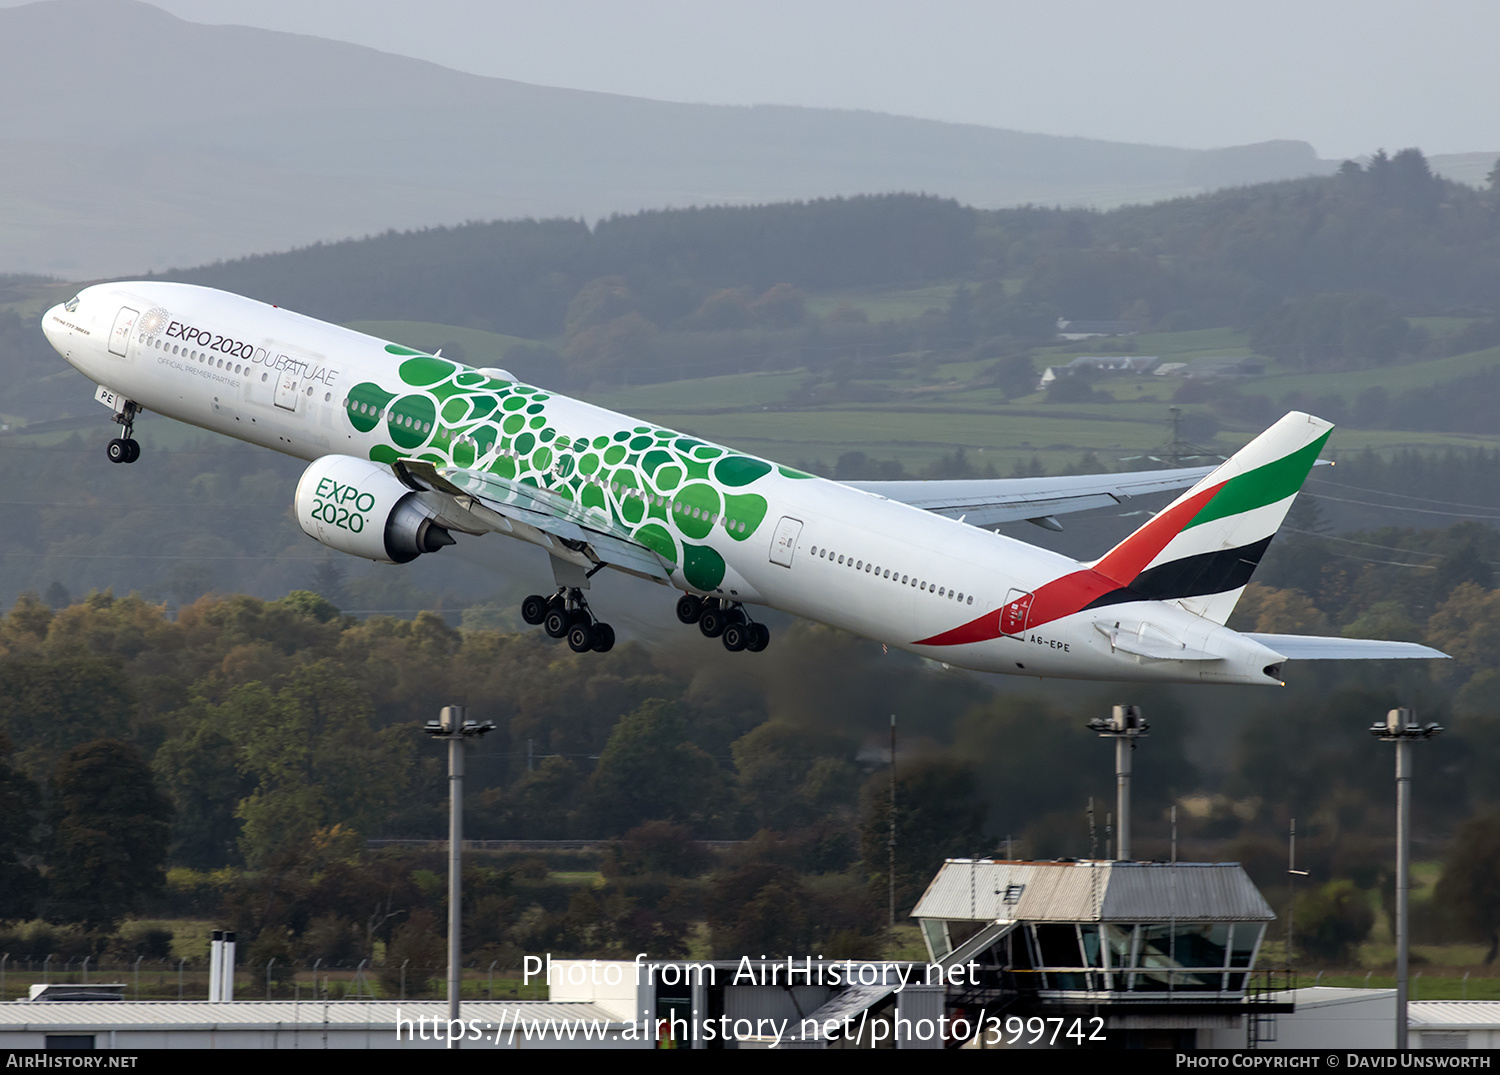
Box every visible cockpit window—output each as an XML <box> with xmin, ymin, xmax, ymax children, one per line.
<box><xmin>63</xmin><ymin>295</ymin><xmax>81</xmax><ymax>313</ymax></box>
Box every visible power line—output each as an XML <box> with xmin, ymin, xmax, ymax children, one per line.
<box><xmin>1310</xmin><ymin>474</ymin><xmax>1500</xmax><ymax>512</ymax></box>
<box><xmin>1282</xmin><ymin>527</ymin><xmax>1444</xmax><ymax>558</ymax></box>
<box><xmin>1301</xmin><ymin>490</ymin><xmax>1500</xmax><ymax>520</ymax></box>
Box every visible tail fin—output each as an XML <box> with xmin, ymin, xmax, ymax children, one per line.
<box><xmin>1089</xmin><ymin>411</ymin><xmax>1333</xmax><ymax>624</ymax></box>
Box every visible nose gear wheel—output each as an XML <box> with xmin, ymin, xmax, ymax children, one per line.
<box><xmin>105</xmin><ymin>401</ymin><xmax>141</xmax><ymax>464</ymax></box>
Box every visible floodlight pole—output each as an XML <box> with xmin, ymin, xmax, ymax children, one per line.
<box><xmin>888</xmin><ymin>714</ymin><xmax>897</xmax><ymax>929</ymax></box>
<box><xmin>1088</xmin><ymin>705</ymin><xmax>1148</xmax><ymax>861</ymax></box>
<box><xmin>1370</xmin><ymin>706</ymin><xmax>1442</xmax><ymax>1052</ymax></box>
<box><xmin>425</xmin><ymin>704</ymin><xmax>494</xmax><ymax>1043</ymax></box>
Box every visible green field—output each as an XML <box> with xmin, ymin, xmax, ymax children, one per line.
<box><xmin>1254</xmin><ymin>345</ymin><xmax>1500</xmax><ymax>403</ymax></box>
<box><xmin>804</xmin><ymin>283</ymin><xmax>961</xmax><ymax>321</ymax></box>
<box><xmin>579</xmin><ymin>375</ymin><xmax>1500</xmax><ymax>474</ymax></box>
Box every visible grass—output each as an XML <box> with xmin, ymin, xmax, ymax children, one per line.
<box><xmin>1410</xmin><ymin>316</ymin><xmax>1485</xmax><ymax>337</ymax></box>
<box><xmin>804</xmin><ymin>284</ymin><xmax>960</xmax><ymax>321</ymax></box>
<box><xmin>572</xmin><ymin>365</ymin><xmax>1500</xmax><ymax>475</ymax></box>
<box><xmin>1251</xmin><ymin>345</ymin><xmax>1500</xmax><ymax>405</ymax></box>
<box><xmin>548</xmin><ymin>871</ymin><xmax>604</xmax><ymax>886</ymax></box>
<box><xmin>1294</xmin><ymin>969</ymin><xmax>1500</xmax><ymax>1002</ymax></box>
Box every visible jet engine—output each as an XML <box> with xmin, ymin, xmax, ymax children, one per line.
<box><xmin>295</xmin><ymin>455</ymin><xmax>456</xmax><ymax>564</ymax></box>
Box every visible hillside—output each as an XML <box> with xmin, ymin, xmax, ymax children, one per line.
<box><xmin>0</xmin><ymin>0</ymin><xmax>1341</xmax><ymax>278</ymax></box>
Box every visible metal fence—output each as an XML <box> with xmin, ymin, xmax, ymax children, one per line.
<box><xmin>0</xmin><ymin>957</ymin><xmax>547</xmax><ymax>1003</ymax></box>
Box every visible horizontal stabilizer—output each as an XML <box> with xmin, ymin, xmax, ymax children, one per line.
<box><xmin>1245</xmin><ymin>634</ymin><xmax>1449</xmax><ymax>661</ymax></box>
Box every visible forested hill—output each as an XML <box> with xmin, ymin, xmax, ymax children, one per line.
<box><xmin>170</xmin><ymin>197</ymin><xmax>979</xmax><ymax>341</ymax></box>
<box><xmin>165</xmin><ymin>151</ymin><xmax>1500</xmax><ymax>348</ymax></box>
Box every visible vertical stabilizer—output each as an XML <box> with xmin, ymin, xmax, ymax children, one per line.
<box><xmin>1088</xmin><ymin>411</ymin><xmax>1333</xmax><ymax>624</ymax></box>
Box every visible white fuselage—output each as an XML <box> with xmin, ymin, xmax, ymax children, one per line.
<box><xmin>42</xmin><ymin>282</ymin><xmax>1282</xmax><ymax>685</ymax></box>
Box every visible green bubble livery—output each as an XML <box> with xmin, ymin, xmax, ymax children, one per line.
<box><xmin>342</xmin><ymin>346</ymin><xmax>783</xmax><ymax>585</ymax></box>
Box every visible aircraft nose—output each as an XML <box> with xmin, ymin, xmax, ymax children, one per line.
<box><xmin>40</xmin><ymin>304</ymin><xmax>66</xmax><ymax>349</ymax></box>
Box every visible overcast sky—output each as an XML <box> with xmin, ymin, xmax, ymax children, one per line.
<box><xmin>17</xmin><ymin>0</ymin><xmax>1500</xmax><ymax>159</ymax></box>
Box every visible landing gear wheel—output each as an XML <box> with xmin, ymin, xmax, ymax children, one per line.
<box><xmin>543</xmin><ymin>607</ymin><xmax>571</xmax><ymax>638</ymax></box>
<box><xmin>721</xmin><ymin>622</ymin><xmax>749</xmax><ymax>652</ymax></box>
<box><xmin>107</xmin><ymin>402</ymin><xmax>142</xmax><ymax>464</ymax></box>
<box><xmin>675</xmin><ymin>594</ymin><xmax>703</xmax><ymax>624</ymax></box>
<box><xmin>521</xmin><ymin>594</ymin><xmax>549</xmax><ymax>625</ymax></box>
<box><xmin>591</xmin><ymin>623</ymin><xmax>616</xmax><ymax>653</ymax></box>
<box><xmin>698</xmin><ymin>606</ymin><xmax>727</xmax><ymax>638</ymax></box>
<box><xmin>746</xmin><ymin>623</ymin><xmax>770</xmax><ymax>652</ymax></box>
<box><xmin>566</xmin><ymin>621</ymin><xmax>596</xmax><ymax>653</ymax></box>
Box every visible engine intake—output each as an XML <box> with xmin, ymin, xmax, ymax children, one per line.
<box><xmin>295</xmin><ymin>455</ymin><xmax>455</xmax><ymax>564</ymax></box>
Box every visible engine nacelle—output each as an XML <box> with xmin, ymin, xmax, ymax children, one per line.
<box><xmin>295</xmin><ymin>455</ymin><xmax>456</xmax><ymax>564</ymax></box>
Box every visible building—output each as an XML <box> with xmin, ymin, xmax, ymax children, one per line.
<box><xmin>1056</xmin><ymin>319</ymin><xmax>1138</xmax><ymax>341</ymax></box>
<box><xmin>911</xmin><ymin>859</ymin><xmax>1289</xmax><ymax>1049</ymax></box>
<box><xmin>1038</xmin><ymin>355</ymin><xmax>1160</xmax><ymax>390</ymax></box>
<box><xmin>0</xmin><ymin>1000</ymin><xmax>641</xmax><ymax>1050</ymax></box>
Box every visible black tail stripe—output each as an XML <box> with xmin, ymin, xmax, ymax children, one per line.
<box><xmin>1082</xmin><ymin>535</ymin><xmax>1275</xmax><ymax>609</ymax></box>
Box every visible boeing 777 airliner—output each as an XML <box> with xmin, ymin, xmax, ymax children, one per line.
<box><xmin>42</xmin><ymin>282</ymin><xmax>1445</xmax><ymax>684</ymax></box>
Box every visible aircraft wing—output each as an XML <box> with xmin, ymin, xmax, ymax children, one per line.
<box><xmin>843</xmin><ymin>466</ymin><xmax>1219</xmax><ymax>529</ymax></box>
<box><xmin>1244</xmin><ymin>634</ymin><xmax>1449</xmax><ymax>661</ymax></box>
<box><xmin>392</xmin><ymin>458</ymin><xmax>674</xmax><ymax>583</ymax></box>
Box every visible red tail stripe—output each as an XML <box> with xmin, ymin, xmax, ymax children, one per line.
<box><xmin>912</xmin><ymin>569</ymin><xmax>1122</xmax><ymax>647</ymax></box>
<box><xmin>1091</xmin><ymin>480</ymin><xmax>1224</xmax><ymax>585</ymax></box>
<box><xmin>912</xmin><ymin>477</ymin><xmax>1233</xmax><ymax>649</ymax></box>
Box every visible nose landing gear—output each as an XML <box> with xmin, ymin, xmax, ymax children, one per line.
<box><xmin>105</xmin><ymin>400</ymin><xmax>141</xmax><ymax>464</ymax></box>
<box><xmin>522</xmin><ymin>588</ymin><xmax>615</xmax><ymax>653</ymax></box>
<box><xmin>675</xmin><ymin>595</ymin><xmax>769</xmax><ymax>653</ymax></box>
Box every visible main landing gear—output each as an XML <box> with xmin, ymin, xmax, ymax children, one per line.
<box><xmin>522</xmin><ymin>588</ymin><xmax>616</xmax><ymax>653</ymax></box>
<box><xmin>675</xmin><ymin>594</ymin><xmax>770</xmax><ymax>653</ymax></box>
<box><xmin>106</xmin><ymin>401</ymin><xmax>141</xmax><ymax>464</ymax></box>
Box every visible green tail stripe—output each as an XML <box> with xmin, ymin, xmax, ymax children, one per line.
<box><xmin>1185</xmin><ymin>431</ymin><xmax>1330</xmax><ymax>530</ymax></box>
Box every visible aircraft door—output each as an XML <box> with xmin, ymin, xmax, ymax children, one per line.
<box><xmin>275</xmin><ymin>369</ymin><xmax>302</xmax><ymax>411</ymax></box>
<box><xmin>769</xmin><ymin>516</ymin><xmax>803</xmax><ymax>567</ymax></box>
<box><xmin>108</xmin><ymin>307</ymin><xmax>139</xmax><ymax>358</ymax></box>
<box><xmin>1001</xmin><ymin>588</ymin><xmax>1033</xmax><ymax>635</ymax></box>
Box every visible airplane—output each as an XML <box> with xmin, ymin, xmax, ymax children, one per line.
<box><xmin>42</xmin><ymin>281</ymin><xmax>1446</xmax><ymax>685</ymax></box>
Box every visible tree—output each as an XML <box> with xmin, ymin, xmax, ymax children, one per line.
<box><xmin>1435</xmin><ymin>814</ymin><xmax>1500</xmax><ymax>963</ymax></box>
<box><xmin>0</xmin><ymin>733</ymin><xmax>41</xmax><ymax>922</ymax></box>
<box><xmin>153</xmin><ymin>716</ymin><xmax>251</xmax><ymax>867</ymax></box>
<box><xmin>46</xmin><ymin>739</ymin><xmax>171</xmax><ymax>931</ymax></box>
<box><xmin>731</xmin><ymin>720</ymin><xmax>858</xmax><ymax>831</ymax></box>
<box><xmin>583</xmin><ymin>700</ymin><xmax>729</xmax><ymax>834</ymax></box>
<box><xmin>0</xmin><ymin>656</ymin><xmax>135</xmax><ymax>778</ymax></box>
<box><xmin>1293</xmin><ymin>880</ymin><xmax>1374</xmax><ymax>964</ymax></box>
<box><xmin>859</xmin><ymin>758</ymin><xmax>988</xmax><ymax>914</ymax></box>
<box><xmin>1427</xmin><ymin>583</ymin><xmax>1500</xmax><ymax>675</ymax></box>
<box><xmin>218</xmin><ymin>662</ymin><xmax>413</xmax><ymax>866</ymax></box>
